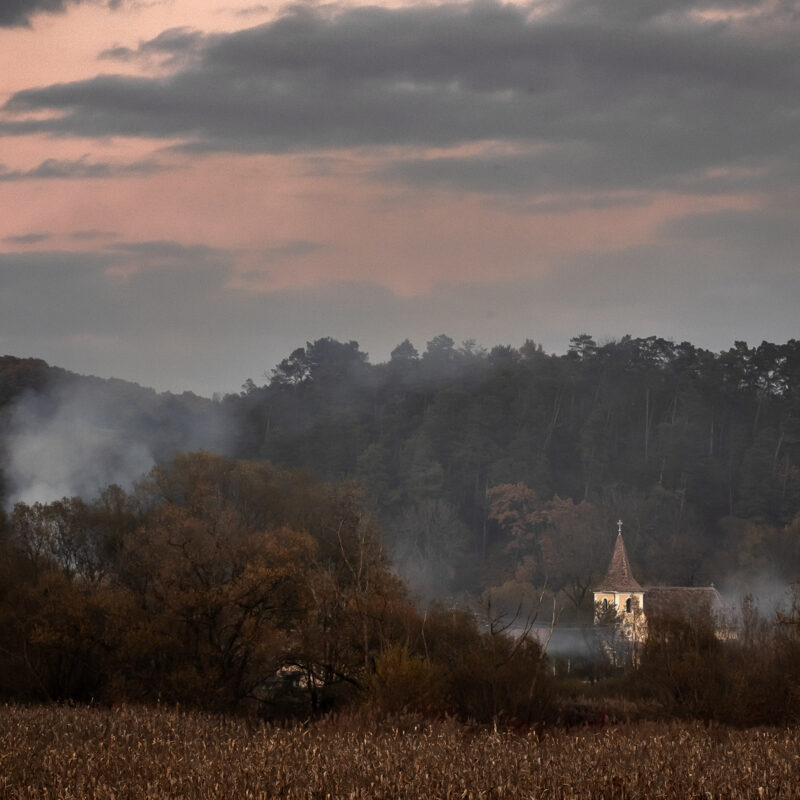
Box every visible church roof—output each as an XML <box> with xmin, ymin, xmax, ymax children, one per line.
<box><xmin>595</xmin><ymin>533</ymin><xmax>643</xmax><ymax>592</ymax></box>
<box><xmin>643</xmin><ymin>586</ymin><xmax>723</xmax><ymax>616</ymax></box>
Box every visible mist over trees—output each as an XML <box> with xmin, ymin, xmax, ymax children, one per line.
<box><xmin>0</xmin><ymin>453</ymin><xmax>554</xmax><ymax>722</ymax></box>
<box><xmin>0</xmin><ymin>356</ymin><xmax>234</xmax><ymax>505</ymax></box>
<box><xmin>229</xmin><ymin>334</ymin><xmax>800</xmax><ymax>606</ymax></box>
<box><xmin>3</xmin><ymin>335</ymin><xmax>800</xmax><ymax>612</ymax></box>
<box><xmin>1</xmin><ymin>338</ymin><xmax>800</xmax><ymax>723</ymax></box>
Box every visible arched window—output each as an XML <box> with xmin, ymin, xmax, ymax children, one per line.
<box><xmin>625</xmin><ymin>597</ymin><xmax>632</xmax><ymax>613</ymax></box>
<box><xmin>602</xmin><ymin>598</ymin><xmax>608</xmax><ymax>611</ymax></box>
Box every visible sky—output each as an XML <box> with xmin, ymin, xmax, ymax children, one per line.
<box><xmin>1</xmin><ymin>0</ymin><xmax>798</xmax><ymax>396</ymax></box>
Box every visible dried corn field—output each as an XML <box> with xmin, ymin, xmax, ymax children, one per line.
<box><xmin>1</xmin><ymin>704</ymin><xmax>799</xmax><ymax>799</ymax></box>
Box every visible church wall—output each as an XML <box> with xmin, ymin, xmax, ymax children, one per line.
<box><xmin>593</xmin><ymin>591</ymin><xmax>644</xmax><ymax>617</ymax></box>
<box><xmin>593</xmin><ymin>591</ymin><xmax>647</xmax><ymax>646</ymax></box>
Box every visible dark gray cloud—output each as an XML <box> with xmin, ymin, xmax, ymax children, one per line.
<box><xmin>2</xmin><ymin>0</ymin><xmax>798</xmax><ymax>197</ymax></box>
<box><xmin>557</xmin><ymin>0</ymin><xmax>775</xmax><ymax>26</ymax></box>
<box><xmin>376</xmin><ymin>148</ymin><xmax>777</xmax><ymax>198</ymax></box>
<box><xmin>0</xmin><ymin>237</ymin><xmax>328</xmax><ymax>350</ymax></box>
<box><xmin>262</xmin><ymin>240</ymin><xmax>323</xmax><ymax>261</ymax></box>
<box><xmin>0</xmin><ymin>0</ymin><xmax>123</xmax><ymax>27</ymax></box>
<box><xmin>229</xmin><ymin>4</ymin><xmax>271</xmax><ymax>18</ymax></box>
<box><xmin>1</xmin><ymin>0</ymin><xmax>798</xmax><ymax>395</ymax></box>
<box><xmin>3</xmin><ymin>232</ymin><xmax>51</xmax><ymax>244</ymax></box>
<box><xmin>0</xmin><ymin>244</ymin><xmax>236</xmax><ymax>378</ymax></box>
<box><xmin>108</xmin><ymin>239</ymin><xmax>232</xmax><ymax>266</ymax></box>
<box><xmin>661</xmin><ymin>207</ymin><xmax>800</xmax><ymax>249</ymax></box>
<box><xmin>2</xmin><ymin>229</ymin><xmax>117</xmax><ymax>245</ymax></box>
<box><xmin>99</xmin><ymin>27</ymin><xmax>205</xmax><ymax>67</ymax></box>
<box><xmin>237</xmin><ymin>241</ymin><xmax>324</xmax><ymax>285</ymax></box>
<box><xmin>0</xmin><ymin>0</ymin><xmax>72</xmax><ymax>27</ymax></box>
<box><xmin>2</xmin><ymin>209</ymin><xmax>798</xmax><ymax>395</ymax></box>
<box><xmin>658</xmin><ymin>208</ymin><xmax>800</xmax><ymax>289</ymax></box>
<box><xmin>0</xmin><ymin>156</ymin><xmax>165</xmax><ymax>181</ymax></box>
<box><xmin>70</xmin><ymin>229</ymin><xmax>118</xmax><ymax>241</ymax></box>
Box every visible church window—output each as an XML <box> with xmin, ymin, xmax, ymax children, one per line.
<box><xmin>602</xmin><ymin>598</ymin><xmax>608</xmax><ymax>611</ymax></box>
<box><xmin>626</xmin><ymin>598</ymin><xmax>632</xmax><ymax>613</ymax></box>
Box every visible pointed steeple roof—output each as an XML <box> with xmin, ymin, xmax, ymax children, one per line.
<box><xmin>595</xmin><ymin>532</ymin><xmax>642</xmax><ymax>592</ymax></box>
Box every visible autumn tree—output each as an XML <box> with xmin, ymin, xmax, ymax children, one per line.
<box><xmin>0</xmin><ymin>453</ymin><xmax>414</xmax><ymax>715</ymax></box>
<box><xmin>537</xmin><ymin>496</ymin><xmax>609</xmax><ymax>617</ymax></box>
<box><xmin>637</xmin><ymin>601</ymin><xmax>726</xmax><ymax>719</ymax></box>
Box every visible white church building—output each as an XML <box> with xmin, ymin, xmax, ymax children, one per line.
<box><xmin>593</xmin><ymin>522</ymin><xmax>722</xmax><ymax>645</ymax></box>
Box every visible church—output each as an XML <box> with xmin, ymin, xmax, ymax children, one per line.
<box><xmin>593</xmin><ymin>522</ymin><xmax>722</xmax><ymax>644</ymax></box>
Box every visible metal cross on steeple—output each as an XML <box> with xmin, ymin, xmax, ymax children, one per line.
<box><xmin>617</xmin><ymin>519</ymin><xmax>623</xmax><ymax>535</ymax></box>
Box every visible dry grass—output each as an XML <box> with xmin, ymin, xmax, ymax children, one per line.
<box><xmin>1</xmin><ymin>703</ymin><xmax>799</xmax><ymax>799</ymax></box>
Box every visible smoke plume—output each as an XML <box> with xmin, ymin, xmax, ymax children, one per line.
<box><xmin>4</xmin><ymin>384</ymin><xmax>153</xmax><ymax>506</ymax></box>
<box><xmin>2</xmin><ymin>373</ymin><xmax>235</xmax><ymax>507</ymax></box>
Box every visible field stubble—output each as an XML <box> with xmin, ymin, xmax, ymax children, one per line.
<box><xmin>1</xmin><ymin>704</ymin><xmax>799</xmax><ymax>799</ymax></box>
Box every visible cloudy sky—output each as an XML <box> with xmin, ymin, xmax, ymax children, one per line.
<box><xmin>1</xmin><ymin>0</ymin><xmax>798</xmax><ymax>395</ymax></box>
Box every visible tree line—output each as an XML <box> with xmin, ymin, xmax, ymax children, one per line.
<box><xmin>230</xmin><ymin>335</ymin><xmax>800</xmax><ymax>607</ymax></box>
<box><xmin>1</xmin><ymin>452</ymin><xmax>799</xmax><ymax>725</ymax></box>
<box><xmin>0</xmin><ymin>453</ymin><xmax>554</xmax><ymax>722</ymax></box>
<box><xmin>3</xmin><ymin>335</ymin><xmax>800</xmax><ymax>614</ymax></box>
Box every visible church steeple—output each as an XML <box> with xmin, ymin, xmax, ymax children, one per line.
<box><xmin>595</xmin><ymin>526</ymin><xmax>642</xmax><ymax>592</ymax></box>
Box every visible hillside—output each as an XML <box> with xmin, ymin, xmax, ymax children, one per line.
<box><xmin>226</xmin><ymin>335</ymin><xmax>800</xmax><ymax>604</ymax></box>
<box><xmin>3</xmin><ymin>335</ymin><xmax>800</xmax><ymax>609</ymax></box>
<box><xmin>0</xmin><ymin>355</ymin><xmax>233</xmax><ymax>504</ymax></box>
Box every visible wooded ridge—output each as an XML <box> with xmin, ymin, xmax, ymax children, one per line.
<box><xmin>2</xmin><ymin>334</ymin><xmax>799</xmax><ymax>605</ymax></box>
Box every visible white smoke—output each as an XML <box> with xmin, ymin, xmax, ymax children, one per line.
<box><xmin>4</xmin><ymin>383</ymin><xmax>154</xmax><ymax>507</ymax></box>
<box><xmin>719</xmin><ymin>569</ymin><xmax>796</xmax><ymax>620</ymax></box>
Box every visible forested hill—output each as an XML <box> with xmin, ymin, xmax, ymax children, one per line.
<box><xmin>228</xmin><ymin>335</ymin><xmax>800</xmax><ymax>604</ymax></box>
<box><xmin>0</xmin><ymin>355</ymin><xmax>233</xmax><ymax>504</ymax></box>
<box><xmin>2</xmin><ymin>336</ymin><xmax>800</xmax><ymax>610</ymax></box>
